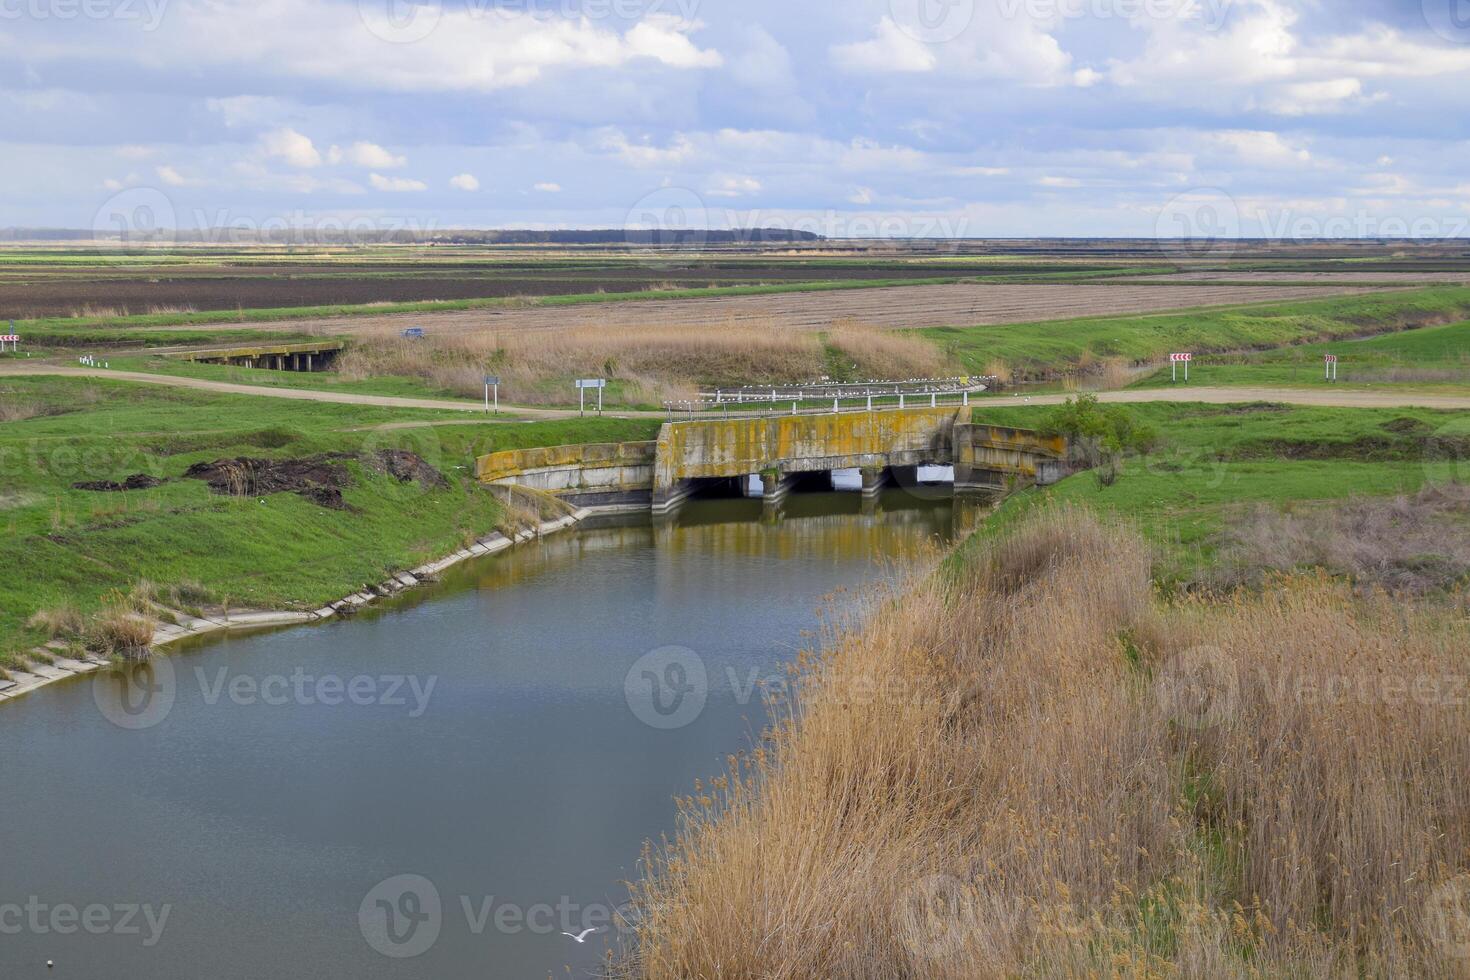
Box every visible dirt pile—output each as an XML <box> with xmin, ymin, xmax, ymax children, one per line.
<box><xmin>369</xmin><ymin>449</ymin><xmax>448</xmax><ymax>489</ymax></box>
<box><xmin>73</xmin><ymin>474</ymin><xmax>163</xmax><ymax>492</ymax></box>
<box><xmin>184</xmin><ymin>454</ymin><xmax>356</xmax><ymax>509</ymax></box>
<box><xmin>183</xmin><ymin>451</ymin><xmax>446</xmax><ymax>509</ymax></box>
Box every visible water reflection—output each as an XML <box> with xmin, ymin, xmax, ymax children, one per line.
<box><xmin>1</xmin><ymin>489</ymin><xmax>962</xmax><ymax>979</ymax></box>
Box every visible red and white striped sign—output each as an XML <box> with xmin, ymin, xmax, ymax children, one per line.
<box><xmin>1324</xmin><ymin>354</ymin><xmax>1338</xmax><ymax>363</ymax></box>
<box><xmin>0</xmin><ymin>335</ymin><xmax>18</xmax><ymax>343</ymax></box>
<box><xmin>1170</xmin><ymin>352</ymin><xmax>1193</xmax><ymax>363</ymax></box>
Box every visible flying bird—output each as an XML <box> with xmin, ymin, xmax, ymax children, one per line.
<box><xmin>562</xmin><ymin>928</ymin><xmax>602</xmax><ymax>943</ymax></box>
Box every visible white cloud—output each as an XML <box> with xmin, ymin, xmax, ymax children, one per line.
<box><xmin>1073</xmin><ymin>68</ymin><xmax>1102</xmax><ymax>88</ymax></box>
<box><xmin>1209</xmin><ymin>130</ymin><xmax>1312</xmax><ymax>167</ymax></box>
<box><xmin>1038</xmin><ymin>176</ymin><xmax>1081</xmax><ymax>188</ymax></box>
<box><xmin>708</xmin><ymin>174</ymin><xmax>762</xmax><ymax>198</ymax></box>
<box><xmin>101</xmin><ymin>178</ymin><xmax>123</xmax><ymax>191</ymax></box>
<box><xmin>156</xmin><ymin>164</ymin><xmax>190</xmax><ymax>186</ymax></box>
<box><xmin>450</xmin><ymin>173</ymin><xmax>480</xmax><ymax>191</ymax></box>
<box><xmin>102</xmin><ymin>1</ymin><xmax>723</xmax><ymax>94</ymax></box>
<box><xmin>260</xmin><ymin>128</ymin><xmax>322</xmax><ymax>168</ymax></box>
<box><xmin>1257</xmin><ymin>78</ymin><xmax>1371</xmax><ymax>116</ymax></box>
<box><xmin>599</xmin><ymin>130</ymin><xmax>696</xmax><ymax>168</ymax></box>
<box><xmin>369</xmin><ymin>173</ymin><xmax>427</xmax><ymax>192</ymax></box>
<box><xmin>533</xmin><ymin>182</ymin><xmax>562</xmax><ymax>192</ymax></box>
<box><xmin>849</xmin><ymin>186</ymin><xmax>875</xmax><ymax>205</ymax></box>
<box><xmin>831</xmin><ymin>17</ymin><xmax>936</xmax><ymax>73</ymax></box>
<box><xmin>348</xmin><ymin>142</ymin><xmax>406</xmax><ymax>169</ymax></box>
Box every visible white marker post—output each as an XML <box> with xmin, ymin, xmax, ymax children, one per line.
<box><xmin>576</xmin><ymin>378</ymin><xmax>607</xmax><ymax>417</ymax></box>
<box><xmin>1170</xmin><ymin>352</ymin><xmax>1193</xmax><ymax>382</ymax></box>
<box><xmin>1324</xmin><ymin>354</ymin><xmax>1338</xmax><ymax>382</ymax></box>
<box><xmin>484</xmin><ymin>375</ymin><xmax>500</xmax><ymax>414</ymax></box>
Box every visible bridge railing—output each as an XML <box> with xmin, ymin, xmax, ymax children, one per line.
<box><xmin>666</xmin><ymin>377</ymin><xmax>996</xmax><ymax>418</ymax></box>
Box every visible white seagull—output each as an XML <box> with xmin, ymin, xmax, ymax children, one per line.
<box><xmin>562</xmin><ymin>927</ymin><xmax>603</xmax><ymax>943</ymax></box>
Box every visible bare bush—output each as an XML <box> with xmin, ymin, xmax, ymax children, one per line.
<box><xmin>1208</xmin><ymin>482</ymin><xmax>1470</xmax><ymax>594</ymax></box>
<box><xmin>82</xmin><ymin>592</ymin><xmax>157</xmax><ymax>659</ymax></box>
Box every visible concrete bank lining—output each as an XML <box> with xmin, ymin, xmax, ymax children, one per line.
<box><xmin>0</xmin><ymin>510</ymin><xmax>593</xmax><ymax>709</ymax></box>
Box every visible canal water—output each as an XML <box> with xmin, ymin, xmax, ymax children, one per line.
<box><xmin>0</xmin><ymin>489</ymin><xmax>961</xmax><ymax>978</ymax></box>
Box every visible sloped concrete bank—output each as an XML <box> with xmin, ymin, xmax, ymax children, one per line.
<box><xmin>0</xmin><ymin>510</ymin><xmax>593</xmax><ymax>707</ymax></box>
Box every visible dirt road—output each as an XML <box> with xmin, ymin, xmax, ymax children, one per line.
<box><xmin>6</xmin><ymin>363</ymin><xmax>1470</xmax><ymax>415</ymax></box>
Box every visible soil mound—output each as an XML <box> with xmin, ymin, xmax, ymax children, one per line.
<box><xmin>370</xmin><ymin>449</ymin><xmax>449</xmax><ymax>489</ymax></box>
<box><xmin>182</xmin><ymin>451</ymin><xmax>446</xmax><ymax>509</ymax></box>
<box><xmin>184</xmin><ymin>454</ymin><xmax>356</xmax><ymax>509</ymax></box>
<box><xmin>73</xmin><ymin>474</ymin><xmax>163</xmax><ymax>492</ymax></box>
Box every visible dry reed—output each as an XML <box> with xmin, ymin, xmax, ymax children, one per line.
<box><xmin>336</xmin><ymin>319</ymin><xmax>951</xmax><ymax>404</ymax></box>
<box><xmin>622</xmin><ymin>506</ymin><xmax>1470</xmax><ymax>978</ymax></box>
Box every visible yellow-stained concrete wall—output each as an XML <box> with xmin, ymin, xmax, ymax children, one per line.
<box><xmin>476</xmin><ymin>441</ymin><xmax>657</xmax><ymax>495</ymax></box>
<box><xmin>653</xmin><ymin>408</ymin><xmax>961</xmax><ymax>492</ymax></box>
<box><xmin>954</xmin><ymin>423</ymin><xmax>1069</xmax><ymax>486</ymax></box>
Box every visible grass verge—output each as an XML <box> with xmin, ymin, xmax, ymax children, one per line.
<box><xmin>0</xmin><ymin>376</ymin><xmax>661</xmax><ymax>667</ymax></box>
<box><xmin>921</xmin><ymin>286</ymin><xmax>1470</xmax><ymax>381</ymax></box>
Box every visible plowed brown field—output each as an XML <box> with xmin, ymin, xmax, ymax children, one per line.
<box><xmin>195</xmin><ymin>281</ymin><xmax>1388</xmax><ymax>338</ymax></box>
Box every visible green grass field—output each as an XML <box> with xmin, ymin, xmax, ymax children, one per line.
<box><xmin>0</xmin><ymin>376</ymin><xmax>661</xmax><ymax>667</ymax></box>
<box><xmin>921</xmin><ymin>286</ymin><xmax>1470</xmax><ymax>379</ymax></box>
<box><xmin>1129</xmin><ymin>317</ymin><xmax>1470</xmax><ymax>391</ymax></box>
<box><xmin>968</xmin><ymin>400</ymin><xmax>1470</xmax><ymax>583</ymax></box>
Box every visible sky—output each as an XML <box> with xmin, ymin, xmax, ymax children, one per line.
<box><xmin>2</xmin><ymin>0</ymin><xmax>1470</xmax><ymax>238</ymax></box>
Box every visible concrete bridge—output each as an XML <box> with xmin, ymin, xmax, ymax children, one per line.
<box><xmin>476</xmin><ymin>409</ymin><xmax>1068</xmax><ymax>515</ymax></box>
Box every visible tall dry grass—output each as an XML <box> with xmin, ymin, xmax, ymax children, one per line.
<box><xmin>336</xmin><ymin>319</ymin><xmax>951</xmax><ymax>404</ymax></box>
<box><xmin>826</xmin><ymin>318</ymin><xmax>951</xmax><ymax>381</ymax></box>
<box><xmin>622</xmin><ymin>506</ymin><xmax>1470</xmax><ymax>978</ymax></box>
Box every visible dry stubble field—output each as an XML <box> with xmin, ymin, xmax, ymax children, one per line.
<box><xmin>168</xmin><ymin>281</ymin><xmax>1390</xmax><ymax>338</ymax></box>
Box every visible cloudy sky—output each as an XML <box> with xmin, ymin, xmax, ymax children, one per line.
<box><xmin>3</xmin><ymin>0</ymin><xmax>1470</xmax><ymax>237</ymax></box>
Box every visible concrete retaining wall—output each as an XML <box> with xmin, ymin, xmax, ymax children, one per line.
<box><xmin>474</xmin><ymin>412</ymin><xmax>1067</xmax><ymax>513</ymax></box>
<box><xmin>476</xmin><ymin>441</ymin><xmax>657</xmax><ymax>499</ymax></box>
<box><xmin>953</xmin><ymin>423</ymin><xmax>1069</xmax><ymax>492</ymax></box>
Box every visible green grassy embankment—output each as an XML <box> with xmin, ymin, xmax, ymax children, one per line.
<box><xmin>1128</xmin><ymin>317</ymin><xmax>1470</xmax><ymax>391</ymax></box>
<box><xmin>0</xmin><ymin>376</ymin><xmax>661</xmax><ymax>668</ymax></box>
<box><xmin>966</xmin><ymin>400</ymin><xmax>1470</xmax><ymax>584</ymax></box>
<box><xmin>922</xmin><ymin>286</ymin><xmax>1470</xmax><ymax>380</ymax></box>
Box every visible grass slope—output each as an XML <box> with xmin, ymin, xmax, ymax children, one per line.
<box><xmin>0</xmin><ymin>376</ymin><xmax>661</xmax><ymax>666</ymax></box>
<box><xmin>923</xmin><ymin>286</ymin><xmax>1470</xmax><ymax>379</ymax></box>
<box><xmin>967</xmin><ymin>401</ymin><xmax>1470</xmax><ymax>583</ymax></box>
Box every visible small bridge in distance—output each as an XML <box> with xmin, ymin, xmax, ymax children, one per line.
<box><xmin>477</xmin><ymin>408</ymin><xmax>1069</xmax><ymax>515</ymax></box>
